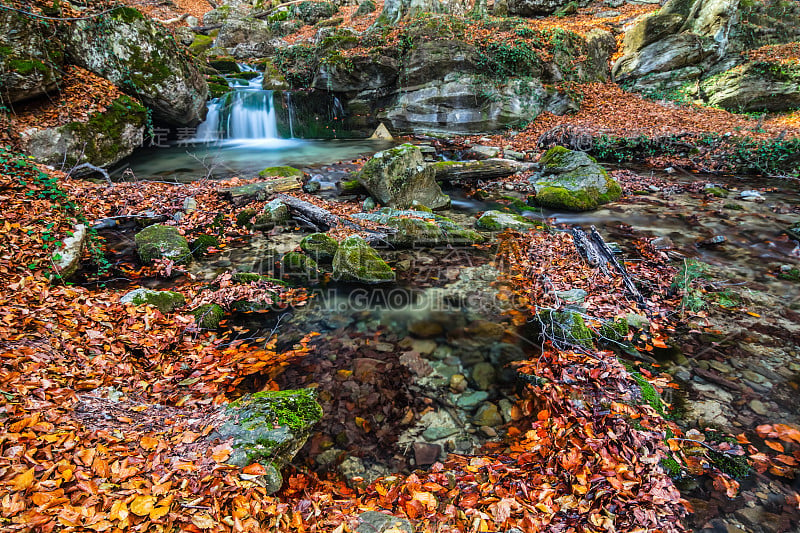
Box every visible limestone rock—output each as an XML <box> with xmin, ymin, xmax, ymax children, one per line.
<box><xmin>19</xmin><ymin>95</ymin><xmax>146</xmax><ymax>169</ymax></box>
<box><xmin>356</xmin><ymin>511</ymin><xmax>414</xmax><ymax>533</ymax></box>
<box><xmin>52</xmin><ymin>223</ymin><xmax>86</xmax><ymax>280</ymax></box>
<box><xmin>508</xmin><ymin>0</ymin><xmax>583</xmax><ymax>16</ymax></box>
<box><xmin>0</xmin><ymin>10</ymin><xmax>64</xmax><ymax>104</ymax></box>
<box><xmin>701</xmin><ymin>62</ymin><xmax>800</xmax><ymax>112</ymax></box>
<box><xmin>209</xmin><ymin>389</ymin><xmax>322</xmax><ymax>494</ymax></box>
<box><xmin>62</xmin><ymin>7</ymin><xmax>208</xmax><ymax>125</ymax></box>
<box><xmin>332</xmin><ymin>236</ymin><xmax>395</xmax><ymax>283</ymax></box>
<box><xmin>135</xmin><ymin>224</ymin><xmax>192</xmax><ymax>265</ymax></box>
<box><xmin>376</xmin><ymin>0</ymin><xmax>472</xmax><ymax>25</ymax></box>
<box><xmin>401</xmin><ymin>40</ymin><xmax>478</xmax><ymax>86</ymax></box>
<box><xmin>529</xmin><ymin>146</ymin><xmax>621</xmax><ymax>211</ymax></box>
<box><xmin>313</xmin><ymin>54</ymin><xmax>398</xmax><ymax>92</ymax></box>
<box><xmin>121</xmin><ymin>288</ymin><xmax>186</xmax><ymax>313</ymax></box>
<box><xmin>357</xmin><ymin>145</ymin><xmax>450</xmax><ymax>210</ymax></box>
<box><xmin>476</xmin><ymin>211</ymin><xmax>537</xmax><ymax>231</ymax></box>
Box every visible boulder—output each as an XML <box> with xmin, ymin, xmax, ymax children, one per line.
<box><xmin>281</xmin><ymin>251</ymin><xmax>319</xmax><ymax>280</ymax></box>
<box><xmin>313</xmin><ymin>54</ymin><xmax>399</xmax><ymax>92</ymax></box>
<box><xmin>613</xmin><ymin>33</ymin><xmax>708</xmax><ymax>81</ymax></box>
<box><xmin>529</xmin><ymin>146</ymin><xmax>621</xmax><ymax>211</ymax></box>
<box><xmin>214</xmin><ymin>17</ymin><xmax>282</xmax><ymax>58</ymax></box>
<box><xmin>376</xmin><ymin>0</ymin><xmax>472</xmax><ymax>24</ymax></box>
<box><xmin>19</xmin><ymin>95</ymin><xmax>146</xmax><ymax>169</ymax></box>
<box><xmin>193</xmin><ymin>303</ymin><xmax>225</xmax><ymax>329</ymax></box>
<box><xmin>293</xmin><ymin>1</ymin><xmax>339</xmax><ymax>24</ymax></box>
<box><xmin>209</xmin><ymin>389</ymin><xmax>322</xmax><ymax>494</ymax></box>
<box><xmin>300</xmin><ymin>233</ymin><xmax>339</xmax><ymax>262</ymax></box>
<box><xmin>382</xmin><ymin>74</ymin><xmax>575</xmax><ymax>134</ymax></box>
<box><xmin>135</xmin><ymin>224</ymin><xmax>192</xmax><ymax>265</ymax></box>
<box><xmin>253</xmin><ymin>199</ymin><xmax>290</xmax><ymax>230</ymax></box>
<box><xmin>332</xmin><ymin>236</ymin><xmax>395</xmax><ymax>283</ymax></box>
<box><xmin>120</xmin><ymin>288</ymin><xmax>186</xmax><ymax>313</ymax></box>
<box><xmin>476</xmin><ymin>211</ymin><xmax>537</xmax><ymax>231</ymax></box>
<box><xmin>701</xmin><ymin>62</ymin><xmax>800</xmax><ymax>112</ymax></box>
<box><xmin>507</xmin><ymin>0</ymin><xmax>582</xmax><ymax>16</ymax></box>
<box><xmin>352</xmin><ymin>208</ymin><xmax>485</xmax><ymax>247</ymax></box>
<box><xmin>52</xmin><ymin>223</ymin><xmax>86</xmax><ymax>280</ymax></box>
<box><xmin>584</xmin><ymin>29</ymin><xmax>616</xmax><ymax>82</ymax></box>
<box><xmin>537</xmin><ymin>308</ymin><xmax>594</xmax><ymax>349</ymax></box>
<box><xmin>401</xmin><ymin>40</ymin><xmax>478</xmax><ymax>86</ymax></box>
<box><xmin>0</xmin><ymin>10</ymin><xmax>64</xmax><ymax>104</ymax></box>
<box><xmin>357</xmin><ymin>144</ymin><xmax>450</xmax><ymax>210</ymax></box>
<box><xmin>62</xmin><ymin>7</ymin><xmax>208</xmax><ymax>125</ymax></box>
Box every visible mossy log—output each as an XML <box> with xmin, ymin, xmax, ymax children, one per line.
<box><xmin>276</xmin><ymin>194</ymin><xmax>392</xmax><ymax>244</ymax></box>
<box><xmin>221</xmin><ymin>177</ymin><xmax>302</xmax><ymax>207</ymax></box>
<box><xmin>429</xmin><ymin>159</ymin><xmax>533</xmax><ymax>183</ymax></box>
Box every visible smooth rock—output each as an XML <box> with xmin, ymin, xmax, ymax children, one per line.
<box><xmin>472</xmin><ymin>402</ymin><xmax>503</xmax><ymax>427</ymax></box>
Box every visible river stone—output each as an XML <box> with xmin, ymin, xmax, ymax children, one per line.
<box><xmin>332</xmin><ymin>235</ymin><xmax>395</xmax><ymax>283</ymax></box>
<box><xmin>62</xmin><ymin>7</ymin><xmax>208</xmax><ymax>125</ymax></box>
<box><xmin>555</xmin><ymin>288</ymin><xmax>588</xmax><ymax>304</ymax></box>
<box><xmin>530</xmin><ymin>146</ymin><xmax>621</xmax><ymax>211</ymax></box>
<box><xmin>353</xmin><ymin>208</ymin><xmax>484</xmax><ymax>247</ymax></box>
<box><xmin>422</xmin><ymin>426</ymin><xmax>460</xmax><ymax>441</ymax></box>
<box><xmin>749</xmin><ymin>400</ymin><xmax>768</xmax><ymax>415</ymax></box>
<box><xmin>356</xmin><ymin>511</ymin><xmax>414</xmax><ymax>533</ymax></box>
<box><xmin>210</xmin><ymin>389</ymin><xmax>322</xmax><ymax>494</ymax></box>
<box><xmin>135</xmin><ymin>224</ymin><xmax>192</xmax><ymax>265</ymax></box>
<box><xmin>472</xmin><ymin>402</ymin><xmax>503</xmax><ymax>427</ymax></box>
<box><xmin>253</xmin><ymin>199</ymin><xmax>290</xmax><ymax>230</ymax></box>
<box><xmin>449</xmin><ymin>373</ymin><xmax>468</xmax><ymax>393</ymax></box>
<box><xmin>19</xmin><ymin>95</ymin><xmax>147</xmax><ymax>169</ymax></box>
<box><xmin>537</xmin><ymin>308</ymin><xmax>594</xmax><ymax>349</ymax></box>
<box><xmin>476</xmin><ymin>211</ymin><xmax>536</xmax><ymax>231</ymax></box>
<box><xmin>52</xmin><ymin>223</ymin><xmax>86</xmax><ymax>280</ymax></box>
<box><xmin>121</xmin><ymin>288</ymin><xmax>185</xmax><ymax>313</ymax></box>
<box><xmin>300</xmin><ymin>233</ymin><xmax>339</xmax><ymax>263</ymax></box>
<box><xmin>0</xmin><ymin>9</ymin><xmax>64</xmax><ymax>104</ymax></box>
<box><xmin>357</xmin><ymin>145</ymin><xmax>450</xmax><ymax>210</ymax></box>
<box><xmin>455</xmin><ymin>390</ymin><xmax>489</xmax><ymax>409</ymax></box>
<box><xmin>471</xmin><ymin>363</ymin><xmax>496</xmax><ymax>390</ymax></box>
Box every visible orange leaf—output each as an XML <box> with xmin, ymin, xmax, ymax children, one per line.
<box><xmin>243</xmin><ymin>463</ymin><xmax>267</xmax><ymax>475</ymax></box>
<box><xmin>11</xmin><ymin>467</ymin><xmax>35</xmax><ymax>491</ymax></box>
<box><xmin>130</xmin><ymin>495</ymin><xmax>155</xmax><ymax>517</ymax></box>
<box><xmin>765</xmin><ymin>440</ymin><xmax>784</xmax><ymax>452</ymax></box>
<box><xmin>140</xmin><ymin>435</ymin><xmax>159</xmax><ymax>451</ymax></box>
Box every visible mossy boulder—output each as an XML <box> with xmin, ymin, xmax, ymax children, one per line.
<box><xmin>357</xmin><ymin>144</ymin><xmax>450</xmax><ymax>210</ymax></box>
<box><xmin>332</xmin><ymin>236</ymin><xmax>395</xmax><ymax>283</ymax></box>
<box><xmin>700</xmin><ymin>62</ymin><xmax>800</xmax><ymax>112</ymax></box>
<box><xmin>120</xmin><ymin>288</ymin><xmax>186</xmax><ymax>313</ymax></box>
<box><xmin>193</xmin><ymin>303</ymin><xmax>225</xmax><ymax>329</ymax></box>
<box><xmin>253</xmin><ymin>199</ymin><xmax>290</xmax><ymax>230</ymax></box>
<box><xmin>537</xmin><ymin>308</ymin><xmax>594</xmax><ymax>349</ymax></box>
<box><xmin>259</xmin><ymin>165</ymin><xmax>304</xmax><ymax>178</ymax></box>
<box><xmin>300</xmin><ymin>233</ymin><xmax>339</xmax><ymax>262</ymax></box>
<box><xmin>355</xmin><ymin>0</ymin><xmax>378</xmax><ymax>16</ymax></box>
<box><xmin>281</xmin><ymin>252</ymin><xmax>319</xmax><ymax>280</ymax></box>
<box><xmin>52</xmin><ymin>223</ymin><xmax>86</xmax><ymax>280</ymax></box>
<box><xmin>476</xmin><ymin>211</ymin><xmax>537</xmax><ymax>231</ymax></box>
<box><xmin>191</xmin><ymin>234</ymin><xmax>220</xmax><ymax>257</ymax></box>
<box><xmin>0</xmin><ymin>10</ymin><xmax>64</xmax><ymax>104</ymax></box>
<box><xmin>188</xmin><ymin>34</ymin><xmax>215</xmax><ymax>56</ymax></box>
<box><xmin>211</xmin><ymin>389</ymin><xmax>322</xmax><ymax>493</ymax></box>
<box><xmin>293</xmin><ymin>1</ymin><xmax>339</xmax><ymax>25</ymax></box>
<box><xmin>62</xmin><ymin>6</ymin><xmax>208</xmax><ymax>125</ymax></box>
<box><xmin>20</xmin><ymin>95</ymin><xmax>147</xmax><ymax>169</ymax></box>
<box><xmin>261</xmin><ymin>60</ymin><xmax>291</xmax><ymax>90</ymax></box>
<box><xmin>237</xmin><ymin>208</ymin><xmax>258</xmax><ymax>228</ymax></box>
<box><xmin>231</xmin><ymin>272</ymin><xmax>264</xmax><ymax>283</ymax></box>
<box><xmin>134</xmin><ymin>224</ymin><xmax>192</xmax><ymax>265</ymax></box>
<box><xmin>530</xmin><ymin>146</ymin><xmax>621</xmax><ymax>211</ymax></box>
<box><xmin>353</xmin><ymin>208</ymin><xmax>485</xmax><ymax>247</ymax></box>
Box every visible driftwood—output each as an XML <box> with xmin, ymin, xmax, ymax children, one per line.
<box><xmin>221</xmin><ymin>177</ymin><xmax>302</xmax><ymax>207</ymax></box>
<box><xmin>69</xmin><ymin>162</ymin><xmax>111</xmax><ymax>183</ymax></box>
<box><xmin>430</xmin><ymin>159</ymin><xmax>534</xmax><ymax>183</ymax></box>
<box><xmin>571</xmin><ymin>225</ymin><xmax>647</xmax><ymax>310</ymax></box>
<box><xmin>276</xmin><ymin>194</ymin><xmax>392</xmax><ymax>244</ymax></box>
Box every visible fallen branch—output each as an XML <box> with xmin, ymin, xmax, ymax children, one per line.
<box><xmin>252</xmin><ymin>0</ymin><xmax>307</xmax><ymax>19</ymax></box>
<box><xmin>69</xmin><ymin>162</ymin><xmax>112</xmax><ymax>184</ymax></box>
<box><xmin>276</xmin><ymin>194</ymin><xmax>392</xmax><ymax>244</ymax></box>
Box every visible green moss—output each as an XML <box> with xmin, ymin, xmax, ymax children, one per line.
<box><xmin>778</xmin><ymin>267</ymin><xmax>800</xmax><ymax>281</ymax></box>
<box><xmin>130</xmin><ymin>289</ymin><xmax>185</xmax><ymax>313</ymax></box>
<box><xmin>535</xmin><ymin>186</ymin><xmax>594</xmax><ymax>211</ymax></box>
<box><xmin>111</xmin><ymin>6</ymin><xmax>146</xmax><ymax>23</ymax></box>
<box><xmin>538</xmin><ymin>309</ymin><xmax>593</xmax><ymax>349</ymax></box>
<box><xmin>258</xmin><ymin>165</ymin><xmax>304</xmax><ymax>178</ymax></box>
<box><xmin>232</xmin><ymin>272</ymin><xmax>264</xmax><ymax>283</ymax></box>
<box><xmin>332</xmin><ymin>235</ymin><xmax>395</xmax><ymax>283</ymax></box>
<box><xmin>238</xmin><ymin>389</ymin><xmax>323</xmax><ymax>431</ymax></box>
<box><xmin>193</xmin><ymin>303</ymin><xmax>225</xmax><ymax>329</ymax></box>
<box><xmin>598</xmin><ymin>317</ymin><xmax>628</xmax><ymax>343</ymax></box>
<box><xmin>208</xmin><ymin>82</ymin><xmax>230</xmax><ymax>98</ymax></box>
<box><xmin>236</xmin><ymin>208</ymin><xmax>257</xmax><ymax>228</ymax></box>
<box><xmin>705</xmin><ymin>186</ymin><xmax>727</xmax><ymax>198</ymax></box>
<box><xmin>134</xmin><ymin>224</ymin><xmax>192</xmax><ymax>265</ymax></box>
<box><xmin>282</xmin><ymin>251</ymin><xmax>319</xmax><ymax>279</ymax></box>
<box><xmin>723</xmin><ymin>202</ymin><xmax>744</xmax><ymax>210</ymax></box>
<box><xmin>355</xmin><ymin>0</ymin><xmax>377</xmax><ymax>16</ymax></box>
<box><xmin>7</xmin><ymin>59</ymin><xmax>50</xmax><ymax>75</ymax></box>
<box><xmin>189</xmin><ymin>34</ymin><xmax>214</xmax><ymax>56</ymax></box>
<box><xmin>661</xmin><ymin>457</ymin><xmax>682</xmax><ymax>477</ymax></box>
<box><xmin>300</xmin><ymin>233</ymin><xmax>339</xmax><ymax>262</ymax></box>
<box><xmin>540</xmin><ymin>145</ymin><xmax>575</xmax><ymax>168</ymax></box>
<box><xmin>191</xmin><ymin>234</ymin><xmax>220</xmax><ymax>257</ymax></box>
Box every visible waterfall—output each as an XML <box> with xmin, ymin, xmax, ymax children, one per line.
<box><xmin>195</xmin><ymin>99</ymin><xmax>221</xmax><ymax>141</ymax></box>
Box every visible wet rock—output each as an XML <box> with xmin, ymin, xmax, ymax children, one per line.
<box><xmin>476</xmin><ymin>210</ymin><xmax>537</xmax><ymax>231</ymax></box>
<box><xmin>313</xmin><ymin>53</ymin><xmax>398</xmax><ymax>92</ymax></box>
<box><xmin>471</xmin><ymin>363</ymin><xmax>496</xmax><ymax>391</ymax></box>
<box><xmin>413</xmin><ymin>442</ymin><xmax>442</xmax><ymax>466</ymax></box>
<box><xmin>332</xmin><ymin>236</ymin><xmax>395</xmax><ymax>283</ymax></box>
<box><xmin>353</xmin><ymin>208</ymin><xmax>484</xmax><ymax>247</ymax></box>
<box><xmin>135</xmin><ymin>224</ymin><xmax>192</xmax><ymax>265</ymax></box>
<box><xmin>300</xmin><ymin>233</ymin><xmax>339</xmax><ymax>263</ymax></box>
<box><xmin>449</xmin><ymin>374</ymin><xmax>468</xmax><ymax>393</ymax></box>
<box><xmin>473</xmin><ymin>402</ymin><xmax>503</xmax><ymax>427</ymax></box>
<box><xmin>423</xmin><ymin>426</ymin><xmax>460</xmax><ymax>441</ymax></box>
<box><xmin>530</xmin><ymin>146</ymin><xmax>621</xmax><ymax>211</ymax></box>
<box><xmin>455</xmin><ymin>390</ymin><xmax>489</xmax><ymax>409</ymax></box>
<box><xmin>749</xmin><ymin>399</ymin><xmax>768</xmax><ymax>415</ymax></box>
<box><xmin>465</xmin><ymin>145</ymin><xmax>501</xmax><ymax>160</ymax></box>
<box><xmin>555</xmin><ymin>288</ymin><xmax>588</xmax><ymax>304</ymax></box>
<box><xmin>356</xmin><ymin>511</ymin><xmax>414</xmax><ymax>533</ymax></box>
<box><xmin>411</xmin><ymin>339</ymin><xmax>438</xmax><ymax>355</ymax></box>
<box><xmin>281</xmin><ymin>252</ymin><xmax>319</xmax><ymax>280</ymax></box>
<box><xmin>209</xmin><ymin>389</ymin><xmax>322</xmax><ymax>494</ymax></box>
<box><xmin>408</xmin><ymin>320</ymin><xmax>443</xmax><ymax>338</ymax></box>
<box><xmin>740</xmin><ymin>190</ymin><xmax>765</xmax><ymax>202</ymax></box>
<box><xmin>357</xmin><ymin>145</ymin><xmax>450</xmax><ymax>210</ymax></box>
<box><xmin>480</xmin><ymin>426</ymin><xmax>498</xmax><ymax>437</ymax></box>
<box><xmin>466</xmin><ymin>320</ymin><xmax>506</xmax><ymax>340</ymax></box>
<box><xmin>709</xmin><ymin>360</ymin><xmax>733</xmax><ymax>373</ymax></box>
<box><xmin>253</xmin><ymin>199</ymin><xmax>290</xmax><ymax>230</ymax></box>
<box><xmin>698</xmin><ymin>235</ymin><xmax>727</xmax><ymax>247</ymax></box>
<box><xmin>651</xmin><ymin>236</ymin><xmax>674</xmax><ymax>250</ymax></box>
<box><xmin>121</xmin><ymin>288</ymin><xmax>185</xmax><ymax>314</ymax></box>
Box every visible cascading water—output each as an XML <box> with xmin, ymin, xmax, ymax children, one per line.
<box><xmin>194</xmin><ymin>64</ymin><xmax>285</xmax><ymax>143</ymax></box>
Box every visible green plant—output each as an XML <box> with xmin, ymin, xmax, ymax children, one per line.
<box><xmin>671</xmin><ymin>259</ymin><xmax>710</xmax><ymax>313</ymax></box>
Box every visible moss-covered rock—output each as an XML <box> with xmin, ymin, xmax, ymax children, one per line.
<box><xmin>191</xmin><ymin>234</ymin><xmax>220</xmax><ymax>257</ymax></box>
<box><xmin>253</xmin><ymin>199</ymin><xmax>290</xmax><ymax>230</ymax></box>
<box><xmin>281</xmin><ymin>252</ymin><xmax>319</xmax><ymax>281</ymax></box>
<box><xmin>193</xmin><ymin>303</ymin><xmax>225</xmax><ymax>329</ymax></box>
<box><xmin>700</xmin><ymin>61</ymin><xmax>800</xmax><ymax>112</ymax></box>
<box><xmin>231</xmin><ymin>272</ymin><xmax>264</xmax><ymax>283</ymax></box>
<box><xmin>236</xmin><ymin>208</ymin><xmax>258</xmax><ymax>228</ymax></box>
<box><xmin>188</xmin><ymin>34</ymin><xmax>214</xmax><ymax>56</ymax></box>
<box><xmin>537</xmin><ymin>308</ymin><xmax>594</xmax><ymax>349</ymax></box>
<box><xmin>62</xmin><ymin>6</ymin><xmax>208</xmax><ymax>125</ymax></box>
<box><xmin>332</xmin><ymin>236</ymin><xmax>395</xmax><ymax>283</ymax></box>
<box><xmin>355</xmin><ymin>0</ymin><xmax>378</xmax><ymax>16</ymax></box>
<box><xmin>357</xmin><ymin>144</ymin><xmax>450</xmax><ymax>210</ymax></box>
<box><xmin>135</xmin><ymin>224</ymin><xmax>192</xmax><ymax>265</ymax></box>
<box><xmin>121</xmin><ymin>288</ymin><xmax>186</xmax><ymax>313</ymax></box>
<box><xmin>0</xmin><ymin>10</ymin><xmax>64</xmax><ymax>104</ymax></box>
<box><xmin>293</xmin><ymin>1</ymin><xmax>339</xmax><ymax>25</ymax></box>
<box><xmin>353</xmin><ymin>208</ymin><xmax>485</xmax><ymax>247</ymax></box>
<box><xmin>259</xmin><ymin>165</ymin><xmax>304</xmax><ymax>178</ymax></box>
<box><xmin>20</xmin><ymin>95</ymin><xmax>147</xmax><ymax>169</ymax></box>
<box><xmin>530</xmin><ymin>146</ymin><xmax>621</xmax><ymax>211</ymax></box>
<box><xmin>211</xmin><ymin>389</ymin><xmax>322</xmax><ymax>494</ymax></box>
<box><xmin>476</xmin><ymin>210</ymin><xmax>537</xmax><ymax>231</ymax></box>
<box><xmin>300</xmin><ymin>233</ymin><xmax>339</xmax><ymax>262</ymax></box>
